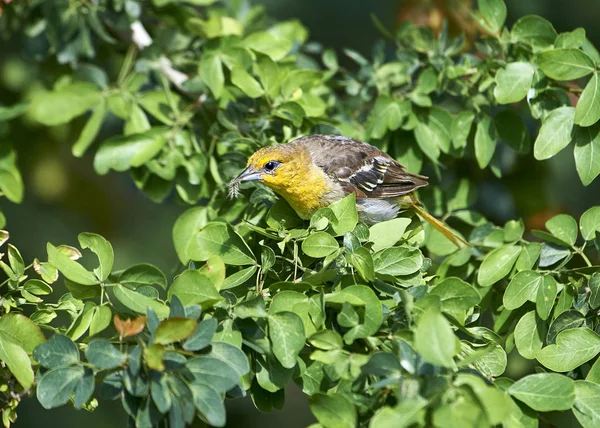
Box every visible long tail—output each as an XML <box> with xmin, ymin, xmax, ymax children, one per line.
<box><xmin>409</xmin><ymin>196</ymin><xmax>469</xmax><ymax>248</ymax></box>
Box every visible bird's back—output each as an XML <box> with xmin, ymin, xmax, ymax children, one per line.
<box><xmin>289</xmin><ymin>134</ymin><xmax>428</xmax><ymax>200</ymax></box>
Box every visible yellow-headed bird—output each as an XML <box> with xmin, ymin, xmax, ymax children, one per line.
<box><xmin>230</xmin><ymin>134</ymin><xmax>467</xmax><ymax>247</ymax></box>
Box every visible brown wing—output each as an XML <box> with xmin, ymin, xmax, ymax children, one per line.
<box><xmin>291</xmin><ymin>134</ymin><xmax>428</xmax><ymax>199</ymax></box>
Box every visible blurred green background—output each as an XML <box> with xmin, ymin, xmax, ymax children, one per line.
<box><xmin>1</xmin><ymin>0</ymin><xmax>599</xmax><ymax>426</ymax></box>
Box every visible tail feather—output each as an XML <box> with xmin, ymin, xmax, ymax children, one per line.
<box><xmin>410</xmin><ymin>199</ymin><xmax>469</xmax><ymax>248</ymax></box>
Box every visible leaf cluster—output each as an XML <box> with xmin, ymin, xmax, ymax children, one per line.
<box><xmin>1</xmin><ymin>0</ymin><xmax>600</xmax><ymax>427</ymax></box>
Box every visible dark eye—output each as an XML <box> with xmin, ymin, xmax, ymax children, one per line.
<box><xmin>264</xmin><ymin>161</ymin><xmax>280</xmax><ymax>172</ymax></box>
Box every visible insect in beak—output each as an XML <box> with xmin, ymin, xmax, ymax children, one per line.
<box><xmin>228</xmin><ymin>167</ymin><xmax>263</xmax><ymax>199</ymax></box>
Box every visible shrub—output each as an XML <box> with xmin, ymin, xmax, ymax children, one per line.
<box><xmin>1</xmin><ymin>0</ymin><xmax>600</xmax><ymax>427</ymax></box>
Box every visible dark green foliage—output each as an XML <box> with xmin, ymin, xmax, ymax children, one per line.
<box><xmin>1</xmin><ymin>0</ymin><xmax>600</xmax><ymax>427</ymax></box>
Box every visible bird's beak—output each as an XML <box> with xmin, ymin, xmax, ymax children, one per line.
<box><xmin>234</xmin><ymin>166</ymin><xmax>263</xmax><ymax>183</ymax></box>
<box><xmin>228</xmin><ymin>166</ymin><xmax>264</xmax><ymax>199</ymax></box>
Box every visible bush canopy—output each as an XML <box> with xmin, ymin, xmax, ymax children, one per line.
<box><xmin>1</xmin><ymin>0</ymin><xmax>600</xmax><ymax>427</ymax></box>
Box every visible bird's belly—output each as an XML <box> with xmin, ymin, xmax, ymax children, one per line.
<box><xmin>356</xmin><ymin>199</ymin><xmax>400</xmax><ymax>225</ymax></box>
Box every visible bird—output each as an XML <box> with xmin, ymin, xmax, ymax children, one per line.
<box><xmin>229</xmin><ymin>134</ymin><xmax>467</xmax><ymax>247</ymax></box>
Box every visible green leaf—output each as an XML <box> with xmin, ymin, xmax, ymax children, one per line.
<box><xmin>72</xmin><ymin>101</ymin><xmax>107</xmax><ymax>157</ymax></box>
<box><xmin>29</xmin><ymin>82</ymin><xmax>101</xmax><ymax>126</ymax></box>
<box><xmin>0</xmin><ymin>335</ymin><xmax>34</xmax><ymax>388</ymax></box>
<box><xmin>546</xmin><ymin>214</ymin><xmax>578</xmax><ymax>246</ymax></box>
<box><xmin>547</xmin><ymin>310</ymin><xmax>585</xmax><ymax>344</ymax></box>
<box><xmin>512</xmin><ymin>15</ymin><xmax>557</xmax><ymax>49</ymax></box>
<box><xmin>112</xmin><ymin>284</ymin><xmax>169</xmax><ymax>319</ymax></box>
<box><xmin>47</xmin><ymin>243</ymin><xmax>97</xmax><ymax>285</ymax></box>
<box><xmin>73</xmin><ymin>368</ymin><xmax>94</xmax><ymax>409</ymax></box>
<box><xmin>187</xmin><ymin>353</ymin><xmax>239</xmax><ymax>393</ymax></box>
<box><xmin>0</xmin><ymin>313</ymin><xmax>46</xmax><ymax>352</ymax></box>
<box><xmin>348</xmin><ymin>247</ymin><xmax>375</xmax><ymax>282</ymax></box>
<box><xmin>267</xmin><ymin>199</ymin><xmax>303</xmax><ymax>230</ymax></box>
<box><xmin>451</xmin><ymin>111</ymin><xmax>475</xmax><ymax>149</ymax></box>
<box><xmin>89</xmin><ymin>305</ymin><xmax>112</xmax><ymax>336</ymax></box>
<box><xmin>173</xmin><ymin>207</ymin><xmax>207</xmax><ymax>265</ymax></box>
<box><xmin>268</xmin><ymin>312</ymin><xmax>305</xmax><ymax>369</ymax></box>
<box><xmin>588</xmin><ymin>272</ymin><xmax>600</xmax><ymax>309</ymax></box>
<box><xmin>154</xmin><ymin>318</ymin><xmax>198</xmax><ymax>345</ymax></box>
<box><xmin>587</xmin><ymin>358</ymin><xmax>600</xmax><ymax>384</ymax></box>
<box><xmin>514</xmin><ymin>311</ymin><xmax>545</xmax><ymax>359</ymax></box>
<box><xmin>309</xmin><ymin>393</ymin><xmax>356</xmax><ymax>428</ymax></box>
<box><xmin>504</xmin><ymin>219</ymin><xmax>525</xmax><ymax>242</ymax></box>
<box><xmin>36</xmin><ymin>366</ymin><xmax>85</xmax><ymax>409</ymax></box>
<box><xmin>447</xmin><ymin>179</ymin><xmax>477</xmax><ymax>212</ymax></box>
<box><xmin>369</xmin><ymin>398</ymin><xmax>427</xmax><ymax>428</ymax></box>
<box><xmin>188</xmin><ymin>222</ymin><xmax>255</xmax><ymax>265</ymax></box>
<box><xmin>138</xmin><ymin>90</ymin><xmax>180</xmax><ymax>125</ymax></box>
<box><xmin>328</xmin><ymin>193</ymin><xmax>358</xmax><ymax>236</ymax></box>
<box><xmin>574</xmin><ymin>380</ymin><xmax>600</xmax><ymax>428</ymax></box>
<box><xmin>509</xmin><ymin>373</ymin><xmax>574</xmax><ymax>411</ymax></box>
<box><xmin>477</xmin><ymin>244</ymin><xmax>522</xmax><ymax>287</ymax></box>
<box><xmin>580</xmin><ymin>206</ymin><xmax>600</xmax><ymax>240</ymax></box>
<box><xmin>537</xmin><ymin>49</ymin><xmax>595</xmax><ymax>81</ymax></box>
<box><xmin>190</xmin><ymin>383</ymin><xmax>226</xmax><ymax>427</ymax></box>
<box><xmin>369</xmin><ymin>218</ymin><xmax>411</xmax><ymax>252</ymax></box>
<box><xmin>475</xmin><ymin>115</ymin><xmax>498</xmax><ymax>168</ymax></box>
<box><xmin>183</xmin><ymin>318</ymin><xmax>217</xmax><ymax>352</ymax></box>
<box><xmin>414</xmin><ymin>308</ymin><xmax>457</xmax><ymax>368</ymax></box>
<box><xmin>503</xmin><ymin>270</ymin><xmax>542</xmax><ymax>310</ymax></box>
<box><xmin>373</xmin><ymin>247</ymin><xmax>423</xmax><ymax>276</ymax></box>
<box><xmin>281</xmin><ymin>69</ymin><xmax>321</xmax><ymax>99</ymax></box>
<box><xmin>255</xmin><ymin>354</ymin><xmax>294</xmax><ymax>392</ymax></box>
<box><xmin>85</xmin><ymin>339</ymin><xmax>127</xmax><ymax>369</ymax></box>
<box><xmin>33</xmin><ymin>335</ymin><xmax>79</xmax><ymax>368</ymax></box>
<box><xmin>199</xmin><ymin>52</ymin><xmax>224</xmax><ymax>98</ymax></box>
<box><xmin>495</xmin><ymin>110</ymin><xmax>531</xmax><ymax>153</ymax></box>
<box><xmin>243</xmin><ymin>31</ymin><xmax>292</xmax><ymax>61</ymax></box>
<box><xmin>533</xmin><ymin>106</ymin><xmax>575</xmax><ymax>160</ymax></box>
<box><xmin>222</xmin><ymin>266</ymin><xmax>257</xmax><ymax>290</ymax></box>
<box><xmin>207</xmin><ymin>341</ymin><xmax>250</xmax><ymax>377</ymax></box>
<box><xmin>7</xmin><ymin>244</ymin><xmax>23</xmax><ymax>278</ymax></box>
<box><xmin>0</xmin><ymin>146</ymin><xmax>24</xmax><ymax>203</ymax></box>
<box><xmin>515</xmin><ymin>242</ymin><xmax>542</xmax><ymax>272</ymax></box>
<box><xmin>78</xmin><ymin>232</ymin><xmax>114</xmax><ymax>281</ymax></box>
<box><xmin>366</xmin><ymin>94</ymin><xmax>410</xmax><ymax>138</ymax></box>
<box><xmin>326</xmin><ymin>285</ymin><xmax>383</xmax><ymax>342</ymax></box>
<box><xmin>94</xmin><ymin>127</ymin><xmax>168</xmax><ymax>174</ymax></box>
<box><xmin>494</xmin><ymin>62</ymin><xmax>534</xmax><ymax>104</ymax></box>
<box><xmin>0</xmin><ymin>102</ymin><xmax>28</xmax><ymax>121</ymax></box>
<box><xmin>168</xmin><ymin>270</ymin><xmax>222</xmax><ymax>309</ymax></box>
<box><xmin>120</xmin><ymin>263</ymin><xmax>167</xmax><ymax>289</ymax></box>
<box><xmin>477</xmin><ymin>0</ymin><xmax>507</xmax><ymax>33</ymax></box>
<box><xmin>537</xmin><ymin>328</ymin><xmax>600</xmax><ymax>372</ymax></box>
<box><xmin>309</xmin><ymin>331</ymin><xmax>343</xmax><ymax>350</ymax></box>
<box><xmin>556</xmin><ymin>28</ymin><xmax>587</xmax><ymax>49</ymax></box>
<box><xmin>536</xmin><ymin>275</ymin><xmax>558</xmax><ymax>320</ymax></box>
<box><xmin>575</xmin><ymin>73</ymin><xmax>600</xmax><ymax>127</ymax></box>
<box><xmin>574</xmin><ymin>125</ymin><xmax>600</xmax><ymax>186</ymax></box>
<box><xmin>467</xmin><ymin>344</ymin><xmax>507</xmax><ymax>378</ymax></box>
<box><xmin>67</xmin><ymin>302</ymin><xmax>95</xmax><ymax>341</ymax></box>
<box><xmin>539</xmin><ymin>242</ymin><xmax>571</xmax><ymax>266</ymax></box>
<box><xmin>24</xmin><ymin>279</ymin><xmax>52</xmax><ymax>296</ymax></box>
<box><xmin>235</xmin><ymin>296</ymin><xmax>268</xmax><ymax>319</ymax></box>
<box><xmin>429</xmin><ymin>277</ymin><xmax>480</xmax><ymax>313</ymax></box>
<box><xmin>231</xmin><ymin>67</ymin><xmax>264</xmax><ymax>98</ymax></box>
<box><xmin>414</xmin><ymin>121</ymin><xmax>441</xmax><ymax>162</ymax></box>
<box><xmin>302</xmin><ymin>232</ymin><xmax>339</xmax><ymax>258</ymax></box>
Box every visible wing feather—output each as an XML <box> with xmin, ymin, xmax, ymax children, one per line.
<box><xmin>291</xmin><ymin>134</ymin><xmax>428</xmax><ymax>199</ymax></box>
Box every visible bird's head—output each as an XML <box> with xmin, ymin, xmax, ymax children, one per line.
<box><xmin>229</xmin><ymin>144</ymin><xmax>310</xmax><ymax>198</ymax></box>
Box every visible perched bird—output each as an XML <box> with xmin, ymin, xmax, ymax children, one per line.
<box><xmin>229</xmin><ymin>134</ymin><xmax>467</xmax><ymax>247</ymax></box>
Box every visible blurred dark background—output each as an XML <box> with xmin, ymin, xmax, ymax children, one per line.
<box><xmin>1</xmin><ymin>0</ymin><xmax>599</xmax><ymax>427</ymax></box>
